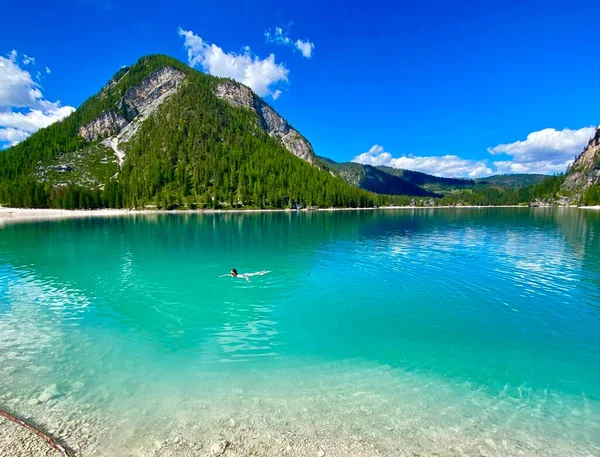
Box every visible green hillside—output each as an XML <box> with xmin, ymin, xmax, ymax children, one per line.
<box><xmin>0</xmin><ymin>55</ymin><xmax>404</xmax><ymax>210</ymax></box>
<box><xmin>320</xmin><ymin>159</ymin><xmax>438</xmax><ymax>197</ymax></box>
<box><xmin>378</xmin><ymin>166</ymin><xmax>547</xmax><ymax>194</ymax></box>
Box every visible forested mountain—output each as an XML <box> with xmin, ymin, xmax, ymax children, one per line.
<box><xmin>474</xmin><ymin>174</ymin><xmax>548</xmax><ymax>188</ymax></box>
<box><xmin>0</xmin><ymin>55</ymin><xmax>406</xmax><ymax>209</ymax></box>
<box><xmin>0</xmin><ymin>54</ymin><xmax>590</xmax><ymax>209</ymax></box>
<box><xmin>333</xmin><ymin>163</ymin><xmax>546</xmax><ymax>195</ymax></box>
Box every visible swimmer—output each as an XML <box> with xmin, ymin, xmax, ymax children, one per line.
<box><xmin>230</xmin><ymin>268</ymin><xmax>249</xmax><ymax>281</ymax></box>
<box><xmin>220</xmin><ymin>269</ymin><xmax>271</xmax><ymax>281</ymax></box>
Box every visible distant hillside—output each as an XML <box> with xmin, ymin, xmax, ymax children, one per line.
<box><xmin>320</xmin><ymin>158</ymin><xmax>437</xmax><ymax>197</ymax></box>
<box><xmin>475</xmin><ymin>174</ymin><xmax>548</xmax><ymax>188</ymax></box>
<box><xmin>380</xmin><ymin>167</ymin><xmax>546</xmax><ymax>192</ymax></box>
<box><xmin>323</xmin><ymin>160</ymin><xmax>548</xmax><ymax>197</ymax></box>
<box><xmin>376</xmin><ymin>167</ymin><xmax>473</xmax><ymax>193</ymax></box>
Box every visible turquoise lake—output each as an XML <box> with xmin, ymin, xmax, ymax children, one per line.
<box><xmin>0</xmin><ymin>208</ymin><xmax>599</xmax><ymax>456</ymax></box>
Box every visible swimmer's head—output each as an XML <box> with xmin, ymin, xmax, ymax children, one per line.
<box><xmin>230</xmin><ymin>268</ymin><xmax>238</xmax><ymax>276</ymax></box>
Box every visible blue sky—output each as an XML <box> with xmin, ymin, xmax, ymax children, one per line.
<box><xmin>1</xmin><ymin>0</ymin><xmax>598</xmax><ymax>177</ymax></box>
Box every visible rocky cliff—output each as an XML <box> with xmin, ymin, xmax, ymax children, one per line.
<box><xmin>79</xmin><ymin>67</ymin><xmax>185</xmax><ymax>143</ymax></box>
<box><xmin>561</xmin><ymin>127</ymin><xmax>600</xmax><ymax>202</ymax></box>
<box><xmin>216</xmin><ymin>81</ymin><xmax>315</xmax><ymax>164</ymax></box>
<box><xmin>117</xmin><ymin>66</ymin><xmax>185</xmax><ymax>119</ymax></box>
<box><xmin>78</xmin><ymin>110</ymin><xmax>128</xmax><ymax>141</ymax></box>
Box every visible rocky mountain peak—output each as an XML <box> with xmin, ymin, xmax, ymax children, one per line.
<box><xmin>78</xmin><ymin>66</ymin><xmax>185</xmax><ymax>143</ymax></box>
<box><xmin>216</xmin><ymin>80</ymin><xmax>315</xmax><ymax>164</ymax></box>
<box><xmin>561</xmin><ymin>127</ymin><xmax>600</xmax><ymax>201</ymax></box>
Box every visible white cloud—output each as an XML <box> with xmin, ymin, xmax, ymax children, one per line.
<box><xmin>45</xmin><ymin>66</ymin><xmax>51</xmax><ymax>74</ymax></box>
<box><xmin>22</xmin><ymin>54</ymin><xmax>35</xmax><ymax>65</ymax></box>
<box><xmin>265</xmin><ymin>26</ymin><xmax>315</xmax><ymax>59</ymax></box>
<box><xmin>0</xmin><ymin>50</ymin><xmax>75</xmax><ymax>147</ymax></box>
<box><xmin>492</xmin><ymin>160</ymin><xmax>568</xmax><ymax>175</ymax></box>
<box><xmin>0</xmin><ymin>51</ymin><xmax>43</xmax><ymax>108</ymax></box>
<box><xmin>265</xmin><ymin>27</ymin><xmax>292</xmax><ymax>46</ymax></box>
<box><xmin>271</xmin><ymin>89</ymin><xmax>282</xmax><ymax>100</ymax></box>
<box><xmin>178</xmin><ymin>27</ymin><xmax>288</xmax><ymax>99</ymax></box>
<box><xmin>353</xmin><ymin>145</ymin><xmax>493</xmax><ymax>178</ymax></box>
<box><xmin>0</xmin><ymin>127</ymin><xmax>30</xmax><ymax>147</ymax></box>
<box><xmin>0</xmin><ymin>103</ymin><xmax>75</xmax><ymax>133</ymax></box>
<box><xmin>488</xmin><ymin>126</ymin><xmax>596</xmax><ymax>161</ymax></box>
<box><xmin>351</xmin><ymin>126</ymin><xmax>597</xmax><ymax>180</ymax></box>
<box><xmin>487</xmin><ymin>126</ymin><xmax>596</xmax><ymax>174</ymax></box>
<box><xmin>295</xmin><ymin>39</ymin><xmax>314</xmax><ymax>59</ymax></box>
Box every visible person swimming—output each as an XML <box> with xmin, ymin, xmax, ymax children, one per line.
<box><xmin>230</xmin><ymin>268</ymin><xmax>250</xmax><ymax>281</ymax></box>
<box><xmin>221</xmin><ymin>269</ymin><xmax>271</xmax><ymax>282</ymax></box>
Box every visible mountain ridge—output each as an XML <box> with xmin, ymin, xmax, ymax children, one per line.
<box><xmin>0</xmin><ymin>53</ymin><xmax>592</xmax><ymax>209</ymax></box>
<box><xmin>324</xmin><ymin>159</ymin><xmax>548</xmax><ymax>197</ymax></box>
<box><xmin>0</xmin><ymin>54</ymin><xmax>394</xmax><ymax>209</ymax></box>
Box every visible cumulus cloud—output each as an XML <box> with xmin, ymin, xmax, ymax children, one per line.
<box><xmin>353</xmin><ymin>145</ymin><xmax>493</xmax><ymax>178</ymax></box>
<box><xmin>45</xmin><ymin>66</ymin><xmax>51</xmax><ymax>74</ymax></box>
<box><xmin>0</xmin><ymin>51</ymin><xmax>43</xmax><ymax>108</ymax></box>
<box><xmin>492</xmin><ymin>160</ymin><xmax>568</xmax><ymax>175</ymax></box>
<box><xmin>178</xmin><ymin>27</ymin><xmax>288</xmax><ymax>99</ymax></box>
<box><xmin>0</xmin><ymin>103</ymin><xmax>75</xmax><ymax>133</ymax></box>
<box><xmin>265</xmin><ymin>26</ymin><xmax>315</xmax><ymax>59</ymax></box>
<box><xmin>0</xmin><ymin>50</ymin><xmax>75</xmax><ymax>148</ymax></box>
<box><xmin>351</xmin><ymin>126</ymin><xmax>597</xmax><ymax>179</ymax></box>
<box><xmin>0</xmin><ymin>127</ymin><xmax>30</xmax><ymax>145</ymax></box>
<box><xmin>487</xmin><ymin>126</ymin><xmax>596</xmax><ymax>174</ymax></box>
<box><xmin>295</xmin><ymin>39</ymin><xmax>314</xmax><ymax>59</ymax></box>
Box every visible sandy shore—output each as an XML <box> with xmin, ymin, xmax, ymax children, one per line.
<box><xmin>0</xmin><ymin>205</ymin><xmax>523</xmax><ymax>225</ymax></box>
<box><xmin>0</xmin><ymin>207</ymin><xmax>130</xmax><ymax>226</ymax></box>
<box><xmin>1</xmin><ymin>204</ymin><xmax>594</xmax><ymax>226</ymax></box>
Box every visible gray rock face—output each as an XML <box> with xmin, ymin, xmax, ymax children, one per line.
<box><xmin>216</xmin><ymin>80</ymin><xmax>316</xmax><ymax>164</ymax></box>
<box><xmin>79</xmin><ymin>67</ymin><xmax>185</xmax><ymax>143</ymax></box>
<box><xmin>118</xmin><ymin>66</ymin><xmax>185</xmax><ymax>120</ymax></box>
<box><xmin>78</xmin><ymin>111</ymin><xmax>128</xmax><ymax>141</ymax></box>
<box><xmin>561</xmin><ymin>127</ymin><xmax>600</xmax><ymax>201</ymax></box>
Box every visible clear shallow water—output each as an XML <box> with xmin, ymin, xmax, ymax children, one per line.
<box><xmin>0</xmin><ymin>209</ymin><xmax>599</xmax><ymax>456</ymax></box>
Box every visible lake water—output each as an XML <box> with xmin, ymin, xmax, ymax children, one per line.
<box><xmin>0</xmin><ymin>209</ymin><xmax>599</xmax><ymax>456</ymax></box>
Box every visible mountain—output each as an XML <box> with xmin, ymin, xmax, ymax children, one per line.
<box><xmin>0</xmin><ymin>55</ymin><xmax>398</xmax><ymax>210</ymax></box>
<box><xmin>561</xmin><ymin>127</ymin><xmax>600</xmax><ymax>205</ymax></box>
<box><xmin>375</xmin><ymin>167</ymin><xmax>474</xmax><ymax>193</ymax></box>
<box><xmin>474</xmin><ymin>174</ymin><xmax>548</xmax><ymax>188</ymax></box>
<box><xmin>323</xmin><ymin>160</ymin><xmax>547</xmax><ymax>197</ymax></box>
<box><xmin>319</xmin><ymin>158</ymin><xmax>438</xmax><ymax>197</ymax></box>
<box><xmin>378</xmin><ymin>167</ymin><xmax>547</xmax><ymax>192</ymax></box>
<box><xmin>0</xmin><ymin>53</ymin><xmax>571</xmax><ymax>210</ymax></box>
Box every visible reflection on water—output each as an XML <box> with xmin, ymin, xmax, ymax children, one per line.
<box><xmin>0</xmin><ymin>209</ymin><xmax>599</xmax><ymax>456</ymax></box>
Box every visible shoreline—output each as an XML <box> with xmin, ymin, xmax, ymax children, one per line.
<box><xmin>0</xmin><ymin>204</ymin><xmax>595</xmax><ymax>225</ymax></box>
